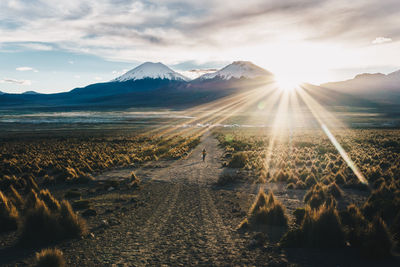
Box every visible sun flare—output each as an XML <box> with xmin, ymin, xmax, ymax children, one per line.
<box><xmin>273</xmin><ymin>74</ymin><xmax>302</xmax><ymax>92</ymax></box>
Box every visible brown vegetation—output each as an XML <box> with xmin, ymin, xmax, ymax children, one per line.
<box><xmin>34</xmin><ymin>248</ymin><xmax>65</xmax><ymax>267</ymax></box>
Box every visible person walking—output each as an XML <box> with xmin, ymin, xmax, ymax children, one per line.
<box><xmin>202</xmin><ymin>148</ymin><xmax>207</xmax><ymax>162</ymax></box>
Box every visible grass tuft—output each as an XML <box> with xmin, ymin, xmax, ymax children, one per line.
<box><xmin>34</xmin><ymin>248</ymin><xmax>65</xmax><ymax>267</ymax></box>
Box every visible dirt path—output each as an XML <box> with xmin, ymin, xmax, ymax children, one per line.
<box><xmin>60</xmin><ymin>132</ymin><xmax>274</xmax><ymax>266</ymax></box>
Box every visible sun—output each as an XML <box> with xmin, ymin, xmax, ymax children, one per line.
<box><xmin>273</xmin><ymin>74</ymin><xmax>303</xmax><ymax>92</ymax></box>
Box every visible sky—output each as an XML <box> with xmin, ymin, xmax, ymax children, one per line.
<box><xmin>0</xmin><ymin>0</ymin><xmax>400</xmax><ymax>93</ymax></box>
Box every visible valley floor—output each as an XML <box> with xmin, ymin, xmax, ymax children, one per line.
<box><xmin>1</xmin><ymin>133</ymin><xmax>399</xmax><ymax>266</ymax></box>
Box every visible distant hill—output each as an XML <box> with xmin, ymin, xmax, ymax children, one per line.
<box><xmin>321</xmin><ymin>69</ymin><xmax>400</xmax><ymax>104</ymax></box>
<box><xmin>22</xmin><ymin>91</ymin><xmax>42</xmax><ymax>95</ymax></box>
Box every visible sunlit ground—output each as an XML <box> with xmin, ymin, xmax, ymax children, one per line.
<box><xmin>145</xmin><ymin>75</ymin><xmax>370</xmax><ymax>186</ymax></box>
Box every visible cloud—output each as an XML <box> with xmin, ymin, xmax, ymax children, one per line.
<box><xmin>0</xmin><ymin>0</ymin><xmax>400</xmax><ymax>67</ymax></box>
<box><xmin>112</xmin><ymin>69</ymin><xmax>129</xmax><ymax>76</ymax></box>
<box><xmin>372</xmin><ymin>37</ymin><xmax>392</xmax><ymax>44</ymax></box>
<box><xmin>0</xmin><ymin>78</ymin><xmax>32</xmax><ymax>85</ymax></box>
<box><xmin>177</xmin><ymin>69</ymin><xmax>218</xmax><ymax>79</ymax></box>
<box><xmin>19</xmin><ymin>42</ymin><xmax>53</xmax><ymax>51</ymax></box>
<box><xmin>16</xmin><ymin>66</ymin><xmax>38</xmax><ymax>72</ymax></box>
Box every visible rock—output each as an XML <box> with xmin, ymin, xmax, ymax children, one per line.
<box><xmin>82</xmin><ymin>208</ymin><xmax>97</xmax><ymax>217</ymax></box>
<box><xmin>107</xmin><ymin>186</ymin><xmax>115</xmax><ymax>191</ymax></box>
<box><xmin>99</xmin><ymin>219</ymin><xmax>110</xmax><ymax>228</ymax></box>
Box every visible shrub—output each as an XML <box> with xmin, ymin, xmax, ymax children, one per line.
<box><xmin>296</xmin><ymin>180</ymin><xmax>306</xmax><ymax>189</ymax></box>
<box><xmin>34</xmin><ymin>248</ymin><xmax>65</xmax><ymax>267</ymax></box>
<box><xmin>228</xmin><ymin>152</ymin><xmax>248</xmax><ymax>168</ymax></box>
<box><xmin>19</xmin><ymin>198</ymin><xmax>60</xmax><ymax>245</ymax></box>
<box><xmin>9</xmin><ymin>185</ymin><xmax>24</xmax><ymax>209</ymax></box>
<box><xmin>326</xmin><ymin>182</ymin><xmax>343</xmax><ymax>199</ymax></box>
<box><xmin>237</xmin><ymin>218</ymin><xmax>249</xmax><ymax>232</ymax></box>
<box><xmin>248</xmin><ymin>190</ymin><xmax>288</xmax><ymax>228</ymax></box>
<box><xmin>0</xmin><ymin>190</ymin><xmax>19</xmax><ymax>232</ymax></box>
<box><xmin>334</xmin><ymin>172</ymin><xmax>346</xmax><ymax>184</ymax></box>
<box><xmin>39</xmin><ymin>189</ymin><xmax>61</xmax><ymax>212</ymax></box>
<box><xmin>391</xmin><ymin>211</ymin><xmax>400</xmax><ymax>247</ymax></box>
<box><xmin>286</xmin><ymin>183</ymin><xmax>295</xmax><ymax>189</ymax></box>
<box><xmin>58</xmin><ymin>200</ymin><xmax>87</xmax><ymax>238</ymax></box>
<box><xmin>361</xmin><ymin>217</ymin><xmax>394</xmax><ymax>259</ymax></box>
<box><xmin>340</xmin><ymin>204</ymin><xmax>368</xmax><ymax>248</ymax></box>
<box><xmin>305</xmin><ymin>174</ymin><xmax>317</xmax><ymax>187</ymax></box>
<box><xmin>304</xmin><ymin>184</ymin><xmax>336</xmax><ymax>210</ymax></box>
<box><xmin>293</xmin><ymin>208</ymin><xmax>306</xmax><ymax>225</ymax></box>
<box><xmin>363</xmin><ymin>183</ymin><xmax>400</xmax><ymax>223</ymax></box>
<box><xmin>281</xmin><ymin>205</ymin><xmax>345</xmax><ymax>248</ymax></box>
<box><xmin>19</xmin><ymin>192</ymin><xmax>86</xmax><ymax>246</ymax></box>
<box><xmin>274</xmin><ymin>170</ymin><xmax>288</xmax><ymax>182</ymax></box>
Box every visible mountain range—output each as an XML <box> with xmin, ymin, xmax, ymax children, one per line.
<box><xmin>321</xmin><ymin>70</ymin><xmax>400</xmax><ymax>103</ymax></box>
<box><xmin>0</xmin><ymin>61</ymin><xmax>398</xmax><ymax>111</ymax></box>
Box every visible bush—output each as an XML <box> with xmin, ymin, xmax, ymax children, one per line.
<box><xmin>391</xmin><ymin>211</ymin><xmax>400</xmax><ymax>248</ymax></box>
<box><xmin>19</xmin><ymin>191</ymin><xmax>86</xmax><ymax>246</ymax></box>
<box><xmin>304</xmin><ymin>184</ymin><xmax>336</xmax><ymax>210</ymax></box>
<box><xmin>34</xmin><ymin>248</ymin><xmax>65</xmax><ymax>267</ymax></box>
<box><xmin>281</xmin><ymin>205</ymin><xmax>345</xmax><ymax>248</ymax></box>
<box><xmin>39</xmin><ymin>189</ymin><xmax>61</xmax><ymax>212</ymax></box>
<box><xmin>0</xmin><ymin>190</ymin><xmax>19</xmax><ymax>232</ymax></box>
<box><xmin>334</xmin><ymin>172</ymin><xmax>346</xmax><ymax>184</ymax></box>
<box><xmin>305</xmin><ymin>174</ymin><xmax>317</xmax><ymax>187</ymax></box>
<box><xmin>248</xmin><ymin>190</ymin><xmax>288</xmax><ymax>228</ymax></box>
<box><xmin>361</xmin><ymin>217</ymin><xmax>394</xmax><ymax>259</ymax></box>
<box><xmin>293</xmin><ymin>208</ymin><xmax>305</xmax><ymax>225</ymax></box>
<box><xmin>9</xmin><ymin>185</ymin><xmax>24</xmax><ymax>209</ymax></box>
<box><xmin>340</xmin><ymin>204</ymin><xmax>368</xmax><ymax>248</ymax></box>
<box><xmin>326</xmin><ymin>182</ymin><xmax>343</xmax><ymax>199</ymax></box>
<box><xmin>228</xmin><ymin>152</ymin><xmax>248</xmax><ymax>168</ymax></box>
<box><xmin>363</xmin><ymin>183</ymin><xmax>400</xmax><ymax>223</ymax></box>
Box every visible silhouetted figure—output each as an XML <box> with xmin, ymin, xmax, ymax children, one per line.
<box><xmin>202</xmin><ymin>148</ymin><xmax>207</xmax><ymax>162</ymax></box>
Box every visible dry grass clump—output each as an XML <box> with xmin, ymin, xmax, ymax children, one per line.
<box><xmin>326</xmin><ymin>182</ymin><xmax>343</xmax><ymax>198</ymax></box>
<box><xmin>228</xmin><ymin>152</ymin><xmax>249</xmax><ymax>168</ymax></box>
<box><xmin>34</xmin><ymin>248</ymin><xmax>65</xmax><ymax>267</ymax></box>
<box><xmin>19</xmin><ymin>190</ymin><xmax>87</xmax><ymax>246</ymax></box>
<box><xmin>281</xmin><ymin>205</ymin><xmax>345</xmax><ymax>248</ymax></box>
<box><xmin>0</xmin><ymin>132</ymin><xmax>200</xmax><ymax>190</ymax></box>
<box><xmin>293</xmin><ymin>207</ymin><xmax>306</xmax><ymax>225</ymax></box>
<box><xmin>363</xmin><ymin>182</ymin><xmax>400</xmax><ymax>223</ymax></box>
<box><xmin>9</xmin><ymin>185</ymin><xmax>25</xmax><ymax>209</ymax></box>
<box><xmin>361</xmin><ymin>217</ymin><xmax>394</xmax><ymax>259</ymax></box>
<box><xmin>0</xmin><ymin>190</ymin><xmax>19</xmax><ymax>232</ymax></box>
<box><xmin>245</xmin><ymin>189</ymin><xmax>288</xmax><ymax>228</ymax></box>
<box><xmin>304</xmin><ymin>183</ymin><xmax>337</xmax><ymax>210</ymax></box>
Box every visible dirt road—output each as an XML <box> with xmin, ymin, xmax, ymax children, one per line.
<box><xmin>60</xmin><ymin>133</ymin><xmax>280</xmax><ymax>266</ymax></box>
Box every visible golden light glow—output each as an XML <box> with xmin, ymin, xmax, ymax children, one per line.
<box><xmin>145</xmin><ymin>77</ymin><xmax>368</xmax><ymax>187</ymax></box>
<box><xmin>273</xmin><ymin>74</ymin><xmax>302</xmax><ymax>92</ymax></box>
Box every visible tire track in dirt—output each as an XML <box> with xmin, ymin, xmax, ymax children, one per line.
<box><xmin>62</xmin><ymin>132</ymin><xmax>251</xmax><ymax>266</ymax></box>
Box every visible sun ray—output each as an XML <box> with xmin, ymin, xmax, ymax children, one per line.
<box><xmin>297</xmin><ymin>86</ymin><xmax>368</xmax><ymax>185</ymax></box>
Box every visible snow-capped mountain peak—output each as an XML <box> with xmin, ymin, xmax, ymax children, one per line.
<box><xmin>198</xmin><ymin>61</ymin><xmax>273</xmax><ymax>80</ymax></box>
<box><xmin>112</xmin><ymin>62</ymin><xmax>189</xmax><ymax>82</ymax></box>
